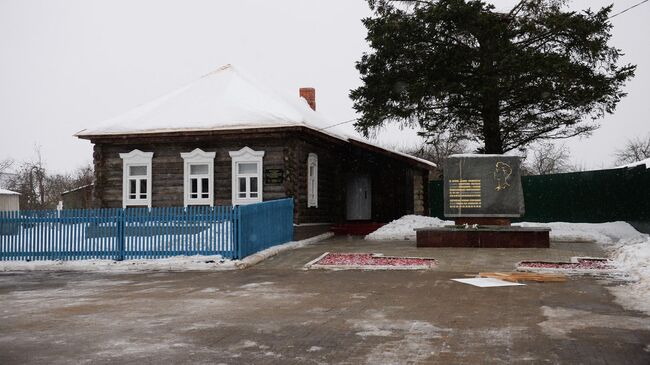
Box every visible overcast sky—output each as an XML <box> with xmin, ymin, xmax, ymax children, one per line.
<box><xmin>0</xmin><ymin>0</ymin><xmax>648</xmax><ymax>173</ymax></box>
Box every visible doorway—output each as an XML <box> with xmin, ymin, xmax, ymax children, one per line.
<box><xmin>346</xmin><ymin>175</ymin><xmax>371</xmax><ymax>220</ymax></box>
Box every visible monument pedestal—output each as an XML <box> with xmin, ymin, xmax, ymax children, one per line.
<box><xmin>417</xmin><ymin>154</ymin><xmax>551</xmax><ymax>249</ymax></box>
<box><xmin>454</xmin><ymin>217</ymin><xmax>511</xmax><ymax>226</ymax></box>
<box><xmin>415</xmin><ymin>226</ymin><xmax>550</xmax><ymax>248</ymax></box>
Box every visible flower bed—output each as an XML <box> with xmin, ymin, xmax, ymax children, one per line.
<box><xmin>517</xmin><ymin>257</ymin><xmax>615</xmax><ymax>273</ymax></box>
<box><xmin>305</xmin><ymin>252</ymin><xmax>436</xmax><ymax>270</ymax></box>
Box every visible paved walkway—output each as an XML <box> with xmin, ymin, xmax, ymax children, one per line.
<box><xmin>1</xmin><ymin>237</ymin><xmax>648</xmax><ymax>364</ymax></box>
<box><xmin>262</xmin><ymin>236</ymin><xmax>606</xmax><ymax>271</ymax></box>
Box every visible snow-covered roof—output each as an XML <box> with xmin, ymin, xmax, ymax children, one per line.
<box><xmin>75</xmin><ymin>64</ymin><xmax>435</xmax><ymax>168</ymax></box>
<box><xmin>618</xmin><ymin>158</ymin><xmax>650</xmax><ymax>169</ymax></box>
<box><xmin>61</xmin><ymin>183</ymin><xmax>93</xmax><ymax>195</ymax></box>
<box><xmin>449</xmin><ymin>154</ymin><xmax>521</xmax><ymax>158</ymax></box>
<box><xmin>0</xmin><ymin>188</ymin><xmax>20</xmax><ymax>195</ymax></box>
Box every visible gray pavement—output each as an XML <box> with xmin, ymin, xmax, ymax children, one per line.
<box><xmin>0</xmin><ymin>236</ymin><xmax>649</xmax><ymax>364</ymax></box>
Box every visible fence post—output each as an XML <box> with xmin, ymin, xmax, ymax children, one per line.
<box><xmin>236</xmin><ymin>205</ymin><xmax>242</xmax><ymax>260</ymax></box>
<box><xmin>117</xmin><ymin>208</ymin><xmax>125</xmax><ymax>261</ymax></box>
<box><xmin>289</xmin><ymin>198</ymin><xmax>294</xmax><ymax>242</ymax></box>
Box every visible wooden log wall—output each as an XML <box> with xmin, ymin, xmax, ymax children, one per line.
<box><xmin>92</xmin><ymin>132</ymin><xmax>290</xmax><ymax>208</ymax></box>
<box><xmin>89</xmin><ymin>128</ymin><xmax>432</xmax><ymax>224</ymax></box>
<box><xmin>413</xmin><ymin>173</ymin><xmax>425</xmax><ymax>215</ymax></box>
<box><xmin>294</xmin><ymin>135</ymin><xmax>431</xmax><ymax>224</ymax></box>
<box><xmin>291</xmin><ymin>135</ymin><xmax>347</xmax><ymax>224</ymax></box>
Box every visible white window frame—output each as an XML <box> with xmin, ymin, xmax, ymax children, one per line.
<box><xmin>119</xmin><ymin>149</ymin><xmax>153</xmax><ymax>208</ymax></box>
<box><xmin>181</xmin><ymin>148</ymin><xmax>216</xmax><ymax>207</ymax></box>
<box><xmin>229</xmin><ymin>146</ymin><xmax>264</xmax><ymax>205</ymax></box>
<box><xmin>307</xmin><ymin>153</ymin><xmax>318</xmax><ymax>208</ymax></box>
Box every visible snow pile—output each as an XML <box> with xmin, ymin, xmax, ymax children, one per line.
<box><xmin>236</xmin><ymin>232</ymin><xmax>334</xmax><ymax>268</ymax></box>
<box><xmin>365</xmin><ymin>215</ymin><xmax>642</xmax><ymax>243</ymax></box>
<box><xmin>0</xmin><ymin>232</ymin><xmax>335</xmax><ymax>272</ymax></box>
<box><xmin>608</xmin><ymin>235</ymin><xmax>650</xmax><ymax>315</ymax></box>
<box><xmin>0</xmin><ymin>255</ymin><xmax>237</xmax><ymax>272</ymax></box>
<box><xmin>365</xmin><ymin>215</ymin><xmax>453</xmax><ymax>241</ymax></box>
<box><xmin>515</xmin><ymin>221</ymin><xmax>644</xmax><ymax>244</ymax></box>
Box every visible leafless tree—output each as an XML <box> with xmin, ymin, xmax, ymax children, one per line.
<box><xmin>6</xmin><ymin>146</ymin><xmax>47</xmax><ymax>209</ymax></box>
<box><xmin>403</xmin><ymin>132</ymin><xmax>470</xmax><ymax>174</ymax></box>
<box><xmin>72</xmin><ymin>164</ymin><xmax>94</xmax><ymax>187</ymax></box>
<box><xmin>5</xmin><ymin>146</ymin><xmax>94</xmax><ymax>209</ymax></box>
<box><xmin>614</xmin><ymin>134</ymin><xmax>650</xmax><ymax>165</ymax></box>
<box><xmin>0</xmin><ymin>158</ymin><xmax>12</xmax><ymax>174</ymax></box>
<box><xmin>0</xmin><ymin>158</ymin><xmax>14</xmax><ymax>188</ymax></box>
<box><xmin>523</xmin><ymin>142</ymin><xmax>574</xmax><ymax>175</ymax></box>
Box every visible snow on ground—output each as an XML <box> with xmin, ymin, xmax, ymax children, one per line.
<box><xmin>366</xmin><ymin>214</ymin><xmax>650</xmax><ymax>316</ymax></box>
<box><xmin>365</xmin><ymin>215</ymin><xmax>644</xmax><ymax>244</ymax></box>
<box><xmin>0</xmin><ymin>255</ymin><xmax>237</xmax><ymax>272</ymax></box>
<box><xmin>607</xmin><ymin>235</ymin><xmax>650</xmax><ymax>315</ymax></box>
<box><xmin>364</xmin><ymin>215</ymin><xmax>453</xmax><ymax>241</ymax></box>
<box><xmin>236</xmin><ymin>232</ymin><xmax>334</xmax><ymax>268</ymax></box>
<box><xmin>0</xmin><ymin>232</ymin><xmax>334</xmax><ymax>272</ymax></box>
<box><xmin>515</xmin><ymin>221</ymin><xmax>644</xmax><ymax>244</ymax></box>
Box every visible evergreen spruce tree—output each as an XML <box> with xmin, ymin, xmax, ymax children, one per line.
<box><xmin>351</xmin><ymin>0</ymin><xmax>636</xmax><ymax>154</ymax></box>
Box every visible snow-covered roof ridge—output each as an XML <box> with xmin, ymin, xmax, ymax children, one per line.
<box><xmin>618</xmin><ymin>157</ymin><xmax>650</xmax><ymax>169</ymax></box>
<box><xmin>75</xmin><ymin>64</ymin><xmax>435</xmax><ymax>168</ymax></box>
<box><xmin>0</xmin><ymin>188</ymin><xmax>20</xmax><ymax>195</ymax></box>
<box><xmin>61</xmin><ymin>183</ymin><xmax>93</xmax><ymax>195</ymax></box>
<box><xmin>449</xmin><ymin>154</ymin><xmax>521</xmax><ymax>158</ymax></box>
<box><xmin>75</xmin><ymin>63</ymin><xmax>340</xmax><ymax>137</ymax></box>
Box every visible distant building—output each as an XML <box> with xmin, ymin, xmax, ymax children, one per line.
<box><xmin>61</xmin><ymin>184</ymin><xmax>94</xmax><ymax>209</ymax></box>
<box><xmin>0</xmin><ymin>189</ymin><xmax>20</xmax><ymax>211</ymax></box>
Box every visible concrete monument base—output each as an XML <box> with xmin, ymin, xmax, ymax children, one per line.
<box><xmin>415</xmin><ymin>226</ymin><xmax>550</xmax><ymax>248</ymax></box>
<box><xmin>454</xmin><ymin>217</ymin><xmax>511</xmax><ymax>226</ymax></box>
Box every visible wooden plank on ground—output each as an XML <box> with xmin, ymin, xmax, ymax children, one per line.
<box><xmin>478</xmin><ymin>272</ymin><xmax>567</xmax><ymax>283</ymax></box>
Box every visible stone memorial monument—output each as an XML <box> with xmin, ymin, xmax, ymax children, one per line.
<box><xmin>416</xmin><ymin>154</ymin><xmax>550</xmax><ymax>248</ymax></box>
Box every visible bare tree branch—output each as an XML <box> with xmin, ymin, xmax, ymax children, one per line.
<box><xmin>523</xmin><ymin>141</ymin><xmax>574</xmax><ymax>175</ymax></box>
<box><xmin>614</xmin><ymin>134</ymin><xmax>650</xmax><ymax>165</ymax></box>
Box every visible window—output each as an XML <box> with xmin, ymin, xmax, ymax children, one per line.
<box><xmin>307</xmin><ymin>153</ymin><xmax>318</xmax><ymax>207</ymax></box>
<box><xmin>119</xmin><ymin>150</ymin><xmax>153</xmax><ymax>208</ymax></box>
<box><xmin>181</xmin><ymin>149</ymin><xmax>216</xmax><ymax>207</ymax></box>
<box><xmin>229</xmin><ymin>147</ymin><xmax>264</xmax><ymax>205</ymax></box>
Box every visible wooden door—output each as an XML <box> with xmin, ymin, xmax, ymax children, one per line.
<box><xmin>346</xmin><ymin>175</ymin><xmax>371</xmax><ymax>220</ymax></box>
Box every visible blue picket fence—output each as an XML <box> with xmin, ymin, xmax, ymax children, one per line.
<box><xmin>0</xmin><ymin>198</ymin><xmax>294</xmax><ymax>261</ymax></box>
<box><xmin>238</xmin><ymin>198</ymin><xmax>294</xmax><ymax>258</ymax></box>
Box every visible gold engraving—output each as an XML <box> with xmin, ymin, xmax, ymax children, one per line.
<box><xmin>494</xmin><ymin>162</ymin><xmax>512</xmax><ymax>191</ymax></box>
<box><xmin>448</xmin><ymin>179</ymin><xmax>482</xmax><ymax>209</ymax></box>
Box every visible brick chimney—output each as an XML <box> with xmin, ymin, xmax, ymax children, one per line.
<box><xmin>299</xmin><ymin>87</ymin><xmax>316</xmax><ymax>111</ymax></box>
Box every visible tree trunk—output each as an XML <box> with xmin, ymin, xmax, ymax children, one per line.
<box><xmin>478</xmin><ymin>34</ymin><xmax>504</xmax><ymax>155</ymax></box>
<box><xmin>481</xmin><ymin>93</ymin><xmax>503</xmax><ymax>154</ymax></box>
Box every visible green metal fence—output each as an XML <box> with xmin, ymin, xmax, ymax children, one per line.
<box><xmin>429</xmin><ymin>165</ymin><xmax>650</xmax><ymax>223</ymax></box>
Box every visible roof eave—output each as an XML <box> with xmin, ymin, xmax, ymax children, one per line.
<box><xmin>76</xmin><ymin>125</ymin><xmax>434</xmax><ymax>169</ymax></box>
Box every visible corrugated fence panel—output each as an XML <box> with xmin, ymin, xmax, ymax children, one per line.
<box><xmin>236</xmin><ymin>198</ymin><xmax>294</xmax><ymax>258</ymax></box>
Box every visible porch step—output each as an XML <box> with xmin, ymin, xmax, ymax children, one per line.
<box><xmin>331</xmin><ymin>222</ymin><xmax>385</xmax><ymax>236</ymax></box>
